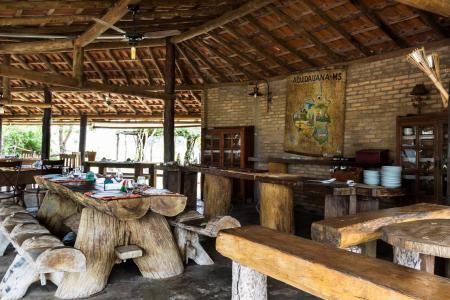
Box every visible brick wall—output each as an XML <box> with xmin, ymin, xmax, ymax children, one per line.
<box><xmin>202</xmin><ymin>45</ymin><xmax>450</xmax><ymax>211</ymax></box>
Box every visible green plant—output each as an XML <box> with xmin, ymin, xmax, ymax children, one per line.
<box><xmin>3</xmin><ymin>126</ymin><xmax>42</xmax><ymax>155</ymax></box>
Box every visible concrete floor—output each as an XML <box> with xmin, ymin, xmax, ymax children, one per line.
<box><xmin>3</xmin><ymin>196</ymin><xmax>320</xmax><ymax>299</ymax></box>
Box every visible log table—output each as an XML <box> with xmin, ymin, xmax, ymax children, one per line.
<box><xmin>382</xmin><ymin>219</ymin><xmax>450</xmax><ymax>274</ymax></box>
<box><xmin>34</xmin><ymin>175</ymin><xmax>187</xmax><ymax>299</ymax></box>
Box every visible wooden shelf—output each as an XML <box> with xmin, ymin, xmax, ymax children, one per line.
<box><xmin>267</xmin><ymin>157</ymin><xmax>385</xmax><ymax>168</ymax></box>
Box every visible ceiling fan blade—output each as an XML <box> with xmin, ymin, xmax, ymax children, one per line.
<box><xmin>143</xmin><ymin>30</ymin><xmax>181</xmax><ymax>39</ymax></box>
<box><xmin>93</xmin><ymin>17</ymin><xmax>126</xmax><ymax>35</ymax></box>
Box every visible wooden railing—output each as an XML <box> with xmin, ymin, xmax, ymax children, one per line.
<box><xmin>216</xmin><ymin>225</ymin><xmax>450</xmax><ymax>300</ymax></box>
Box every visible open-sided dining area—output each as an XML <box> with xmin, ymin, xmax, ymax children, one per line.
<box><xmin>0</xmin><ymin>0</ymin><xmax>449</xmax><ymax>299</ymax></box>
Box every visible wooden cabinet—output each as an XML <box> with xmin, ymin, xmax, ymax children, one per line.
<box><xmin>396</xmin><ymin>112</ymin><xmax>447</xmax><ymax>204</ymax></box>
<box><xmin>202</xmin><ymin>126</ymin><xmax>254</xmax><ymax>169</ymax></box>
<box><xmin>201</xmin><ymin>126</ymin><xmax>254</xmax><ymax>200</ymax></box>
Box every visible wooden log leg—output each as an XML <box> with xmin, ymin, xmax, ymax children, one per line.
<box><xmin>259</xmin><ymin>182</ymin><xmax>294</xmax><ymax>233</ymax></box>
<box><xmin>36</xmin><ymin>190</ymin><xmax>79</xmax><ymax>236</ymax></box>
<box><xmin>0</xmin><ymin>254</ymin><xmax>39</xmax><ymax>300</ymax></box>
<box><xmin>128</xmin><ymin>212</ymin><xmax>184</xmax><ymax>279</ymax></box>
<box><xmin>393</xmin><ymin>247</ymin><xmax>421</xmax><ymax>270</ymax></box>
<box><xmin>174</xmin><ymin>227</ymin><xmax>213</xmax><ymax>265</ymax></box>
<box><xmin>0</xmin><ymin>231</ymin><xmax>10</xmax><ymax>256</ymax></box>
<box><xmin>232</xmin><ymin>261</ymin><xmax>267</xmax><ymax>300</ymax></box>
<box><xmin>203</xmin><ymin>174</ymin><xmax>232</xmax><ymax>219</ymax></box>
<box><xmin>55</xmin><ymin>208</ymin><xmax>119</xmax><ymax>299</ymax></box>
<box><xmin>420</xmin><ymin>254</ymin><xmax>435</xmax><ymax>274</ymax></box>
<box><xmin>324</xmin><ymin>194</ymin><xmax>348</xmax><ymax>219</ymax></box>
<box><xmin>360</xmin><ymin>240</ymin><xmax>377</xmax><ymax>258</ymax></box>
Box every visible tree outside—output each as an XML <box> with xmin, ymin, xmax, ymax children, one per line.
<box><xmin>2</xmin><ymin>125</ymin><xmax>42</xmax><ymax>155</ymax></box>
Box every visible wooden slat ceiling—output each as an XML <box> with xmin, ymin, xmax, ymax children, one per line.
<box><xmin>0</xmin><ymin>0</ymin><xmax>448</xmax><ymax>121</ymax></box>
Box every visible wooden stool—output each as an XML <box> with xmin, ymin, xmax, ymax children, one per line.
<box><xmin>170</xmin><ymin>211</ymin><xmax>240</xmax><ymax>265</ymax></box>
<box><xmin>382</xmin><ymin>219</ymin><xmax>450</xmax><ymax>274</ymax></box>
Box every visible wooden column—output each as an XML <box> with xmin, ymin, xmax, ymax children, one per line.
<box><xmin>2</xmin><ymin>54</ymin><xmax>10</xmax><ymax>103</ymax></box>
<box><xmin>446</xmin><ymin>81</ymin><xmax>450</xmax><ymax>206</ymax></box>
<box><xmin>73</xmin><ymin>46</ymin><xmax>84</xmax><ymax>86</ymax></box>
<box><xmin>0</xmin><ymin>116</ymin><xmax>3</xmax><ymax>154</ymax></box>
<box><xmin>259</xmin><ymin>182</ymin><xmax>294</xmax><ymax>234</ymax></box>
<box><xmin>164</xmin><ymin>40</ymin><xmax>175</xmax><ymax>163</ymax></box>
<box><xmin>79</xmin><ymin>115</ymin><xmax>87</xmax><ymax>164</ymax></box>
<box><xmin>41</xmin><ymin>86</ymin><xmax>52</xmax><ymax>160</ymax></box>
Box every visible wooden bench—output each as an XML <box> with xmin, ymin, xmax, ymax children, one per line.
<box><xmin>311</xmin><ymin>203</ymin><xmax>450</xmax><ymax>249</ymax></box>
<box><xmin>0</xmin><ymin>201</ymin><xmax>86</xmax><ymax>300</ymax></box>
<box><xmin>216</xmin><ymin>225</ymin><xmax>450</xmax><ymax>300</ymax></box>
<box><xmin>170</xmin><ymin>211</ymin><xmax>240</xmax><ymax>265</ymax></box>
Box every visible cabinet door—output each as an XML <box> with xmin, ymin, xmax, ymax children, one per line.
<box><xmin>416</xmin><ymin>125</ymin><xmax>438</xmax><ymax>201</ymax></box>
<box><xmin>223</xmin><ymin>131</ymin><xmax>241</xmax><ymax>168</ymax></box>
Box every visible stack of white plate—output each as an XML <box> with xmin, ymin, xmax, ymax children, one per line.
<box><xmin>381</xmin><ymin>166</ymin><xmax>402</xmax><ymax>188</ymax></box>
<box><xmin>363</xmin><ymin>170</ymin><xmax>380</xmax><ymax>185</ymax></box>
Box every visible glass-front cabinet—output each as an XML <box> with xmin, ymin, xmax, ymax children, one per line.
<box><xmin>397</xmin><ymin>112</ymin><xmax>447</xmax><ymax>204</ymax></box>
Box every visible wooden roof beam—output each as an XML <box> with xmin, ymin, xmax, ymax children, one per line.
<box><xmin>224</xmin><ymin>26</ymin><xmax>292</xmax><ymax>73</ymax></box>
<box><xmin>195</xmin><ymin>39</ymin><xmax>260</xmax><ymax>80</ymax></box>
<box><xmin>176</xmin><ymin>45</ymin><xmax>207</xmax><ymax>83</ymax></box>
<box><xmin>0</xmin><ymin>1</ymin><xmax>114</xmax><ymax>10</ymax></box>
<box><xmin>349</xmin><ymin>0</ymin><xmax>408</xmax><ymax>48</ymax></box>
<box><xmin>414</xmin><ymin>10</ymin><xmax>449</xmax><ymax>38</ymax></box>
<box><xmin>246</xmin><ymin>16</ymin><xmax>311</xmax><ymax>68</ymax></box>
<box><xmin>85</xmin><ymin>52</ymin><xmax>107</xmax><ymax>83</ymax></box>
<box><xmin>183</xmin><ymin>42</ymin><xmax>229</xmax><ymax>83</ymax></box>
<box><xmin>269</xmin><ymin>5</ymin><xmax>343</xmax><ymax>62</ymax></box>
<box><xmin>75</xmin><ymin>0</ymin><xmax>140</xmax><ymax>47</ymax></box>
<box><xmin>148</xmin><ymin>48</ymin><xmax>164</xmax><ymax>83</ymax></box>
<box><xmin>37</xmin><ymin>54</ymin><xmax>59</xmax><ymax>74</ymax></box>
<box><xmin>135</xmin><ymin>53</ymin><xmax>153</xmax><ymax>84</ymax></box>
<box><xmin>53</xmin><ymin>93</ymin><xmax>80</xmax><ymax>114</ymax></box>
<box><xmin>106</xmin><ymin>49</ymin><xmax>130</xmax><ymax>85</ymax></box>
<box><xmin>117</xmin><ymin>95</ymin><xmax>137</xmax><ymax>114</ymax></box>
<box><xmin>135</xmin><ymin>96</ymin><xmax>152</xmax><ymax>114</ymax></box>
<box><xmin>0</xmin><ymin>15</ymin><xmax>96</xmax><ymax>27</ymax></box>
<box><xmin>0</xmin><ymin>64</ymin><xmax>169</xmax><ymax>100</ymax></box>
<box><xmin>177</xmin><ymin>99</ymin><xmax>189</xmax><ymax>114</ymax></box>
<box><xmin>208</xmin><ymin>32</ymin><xmax>275</xmax><ymax>76</ymax></box>
<box><xmin>396</xmin><ymin>0</ymin><xmax>450</xmax><ymax>17</ymax></box>
<box><xmin>301</xmin><ymin>0</ymin><xmax>373</xmax><ymax>56</ymax></box>
<box><xmin>170</xmin><ymin>0</ymin><xmax>278</xmax><ymax>43</ymax></box>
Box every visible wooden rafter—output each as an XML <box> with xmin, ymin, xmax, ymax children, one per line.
<box><xmin>117</xmin><ymin>95</ymin><xmax>137</xmax><ymax>114</ymax></box>
<box><xmin>196</xmin><ymin>39</ymin><xmax>259</xmax><ymax>80</ymax></box>
<box><xmin>37</xmin><ymin>54</ymin><xmax>58</xmax><ymax>73</ymax></box>
<box><xmin>177</xmin><ymin>99</ymin><xmax>189</xmax><ymax>114</ymax></box>
<box><xmin>397</xmin><ymin>0</ymin><xmax>450</xmax><ymax>17</ymax></box>
<box><xmin>175</xmin><ymin>60</ymin><xmax>187</xmax><ymax>83</ymax></box>
<box><xmin>84</xmin><ymin>52</ymin><xmax>107</xmax><ymax>83</ymax></box>
<box><xmin>269</xmin><ymin>5</ymin><xmax>343</xmax><ymax>62</ymax></box>
<box><xmin>176</xmin><ymin>45</ymin><xmax>207</xmax><ymax>83</ymax></box>
<box><xmin>209</xmin><ymin>32</ymin><xmax>275</xmax><ymax>77</ymax></box>
<box><xmin>0</xmin><ymin>15</ymin><xmax>96</xmax><ymax>27</ymax></box>
<box><xmin>135</xmin><ymin>52</ymin><xmax>152</xmax><ymax>84</ymax></box>
<box><xmin>349</xmin><ymin>0</ymin><xmax>408</xmax><ymax>48</ymax></box>
<box><xmin>301</xmin><ymin>0</ymin><xmax>373</xmax><ymax>56</ymax></box>
<box><xmin>53</xmin><ymin>93</ymin><xmax>80</xmax><ymax>114</ymax></box>
<box><xmin>246</xmin><ymin>16</ymin><xmax>310</xmax><ymax>68</ymax></box>
<box><xmin>171</xmin><ymin>0</ymin><xmax>278</xmax><ymax>43</ymax></box>
<box><xmin>225</xmin><ymin>25</ymin><xmax>292</xmax><ymax>73</ymax></box>
<box><xmin>2</xmin><ymin>54</ymin><xmax>11</xmax><ymax>103</ymax></box>
<box><xmin>107</xmin><ymin>49</ymin><xmax>130</xmax><ymax>85</ymax></box>
<box><xmin>184</xmin><ymin>42</ymin><xmax>229</xmax><ymax>83</ymax></box>
<box><xmin>73</xmin><ymin>46</ymin><xmax>84</xmax><ymax>85</ymax></box>
<box><xmin>75</xmin><ymin>0</ymin><xmax>140</xmax><ymax>47</ymax></box>
<box><xmin>0</xmin><ymin>64</ymin><xmax>169</xmax><ymax>100</ymax></box>
<box><xmin>414</xmin><ymin>10</ymin><xmax>449</xmax><ymax>38</ymax></box>
<box><xmin>148</xmin><ymin>48</ymin><xmax>164</xmax><ymax>83</ymax></box>
<box><xmin>135</xmin><ymin>96</ymin><xmax>152</xmax><ymax>114</ymax></box>
<box><xmin>0</xmin><ymin>1</ymin><xmax>114</xmax><ymax>10</ymax></box>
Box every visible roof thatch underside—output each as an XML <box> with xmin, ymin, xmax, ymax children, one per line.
<box><xmin>0</xmin><ymin>0</ymin><xmax>448</xmax><ymax>122</ymax></box>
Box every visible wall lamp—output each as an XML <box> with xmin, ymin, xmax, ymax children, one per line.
<box><xmin>248</xmin><ymin>79</ymin><xmax>273</xmax><ymax>112</ymax></box>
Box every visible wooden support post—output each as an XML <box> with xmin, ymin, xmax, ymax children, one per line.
<box><xmin>203</xmin><ymin>174</ymin><xmax>232</xmax><ymax>218</ymax></box>
<box><xmin>41</xmin><ymin>86</ymin><xmax>52</xmax><ymax>160</ymax></box>
<box><xmin>232</xmin><ymin>261</ymin><xmax>267</xmax><ymax>300</ymax></box>
<box><xmin>73</xmin><ymin>46</ymin><xmax>84</xmax><ymax>86</ymax></box>
<box><xmin>446</xmin><ymin>81</ymin><xmax>450</xmax><ymax>206</ymax></box>
<box><xmin>164</xmin><ymin>40</ymin><xmax>176</xmax><ymax>164</ymax></box>
<box><xmin>259</xmin><ymin>182</ymin><xmax>294</xmax><ymax>233</ymax></box>
<box><xmin>0</xmin><ymin>116</ymin><xmax>2</xmax><ymax>154</ymax></box>
<box><xmin>79</xmin><ymin>115</ymin><xmax>87</xmax><ymax>164</ymax></box>
<box><xmin>2</xmin><ymin>54</ymin><xmax>10</xmax><ymax>103</ymax></box>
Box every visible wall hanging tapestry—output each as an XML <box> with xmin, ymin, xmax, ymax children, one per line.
<box><xmin>284</xmin><ymin>69</ymin><xmax>346</xmax><ymax>156</ymax></box>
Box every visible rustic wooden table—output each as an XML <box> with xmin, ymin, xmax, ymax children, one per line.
<box><xmin>382</xmin><ymin>219</ymin><xmax>450</xmax><ymax>274</ymax></box>
<box><xmin>0</xmin><ymin>167</ymin><xmax>45</xmax><ymax>187</ymax></box>
<box><xmin>34</xmin><ymin>175</ymin><xmax>187</xmax><ymax>299</ymax></box>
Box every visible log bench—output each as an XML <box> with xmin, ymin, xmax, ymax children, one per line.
<box><xmin>169</xmin><ymin>210</ymin><xmax>240</xmax><ymax>265</ymax></box>
<box><xmin>0</xmin><ymin>201</ymin><xmax>86</xmax><ymax>300</ymax></box>
<box><xmin>311</xmin><ymin>203</ymin><xmax>450</xmax><ymax>249</ymax></box>
<box><xmin>216</xmin><ymin>225</ymin><xmax>450</xmax><ymax>300</ymax></box>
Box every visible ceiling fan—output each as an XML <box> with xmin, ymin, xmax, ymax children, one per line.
<box><xmin>92</xmin><ymin>4</ymin><xmax>181</xmax><ymax>59</ymax></box>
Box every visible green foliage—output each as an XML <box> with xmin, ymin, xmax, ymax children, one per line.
<box><xmin>175</xmin><ymin>127</ymin><xmax>200</xmax><ymax>139</ymax></box>
<box><xmin>3</xmin><ymin>125</ymin><xmax>42</xmax><ymax>155</ymax></box>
